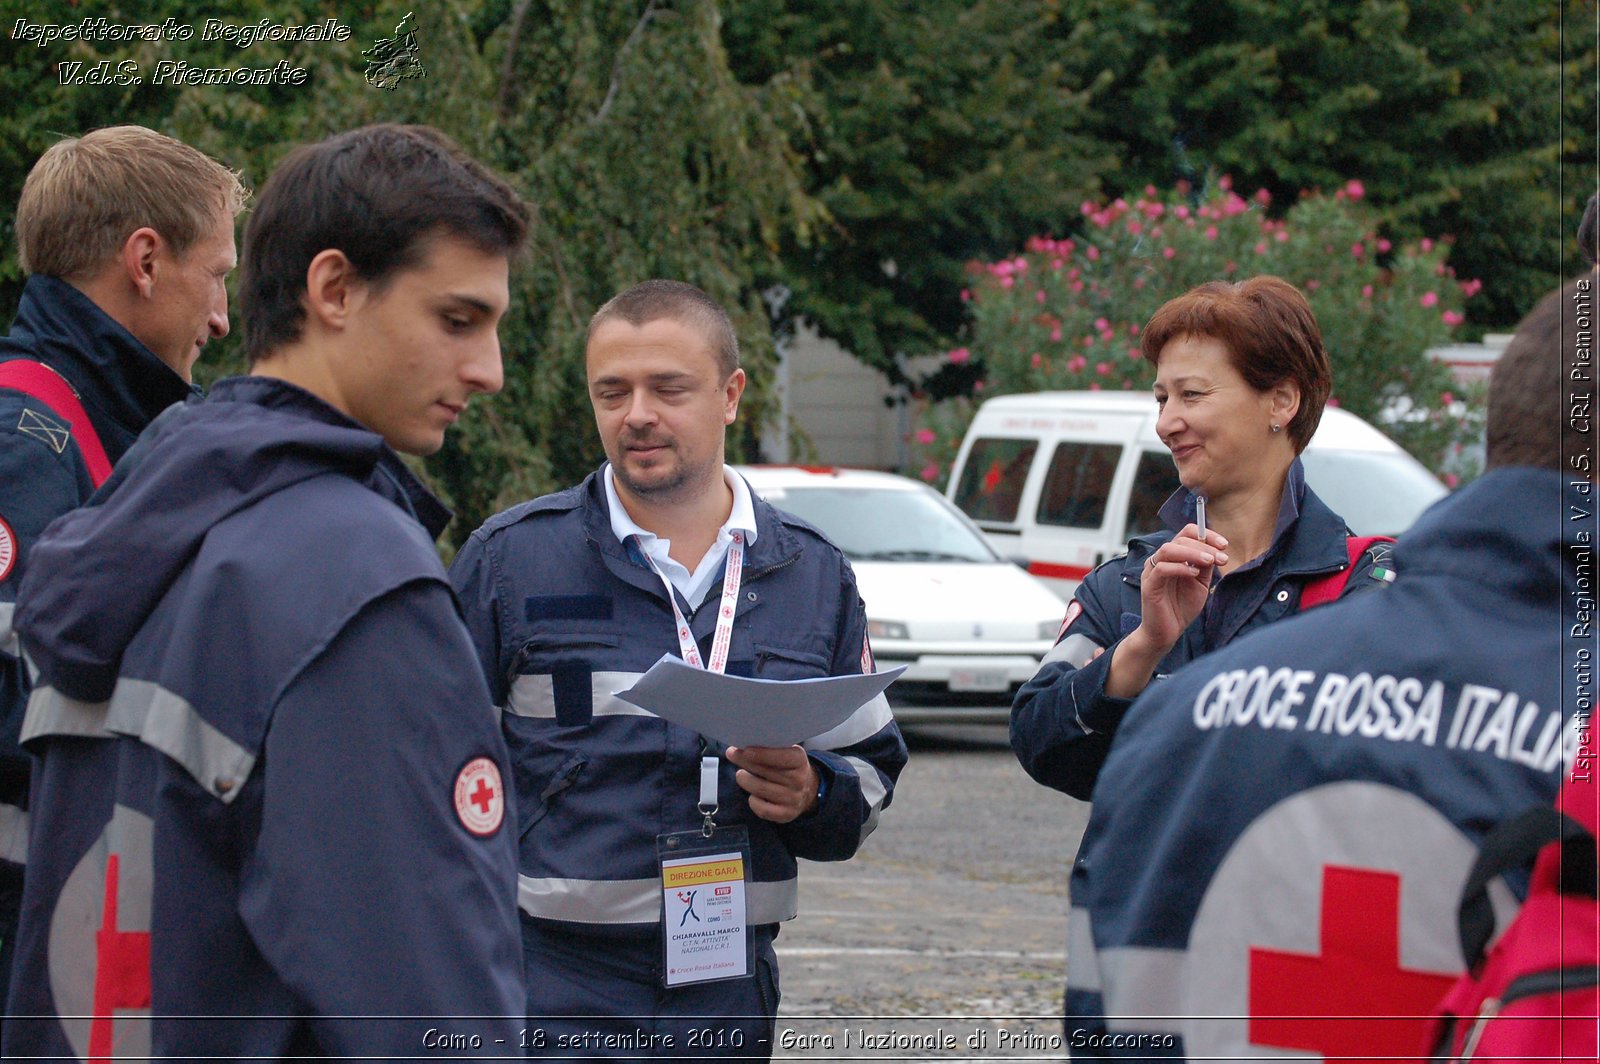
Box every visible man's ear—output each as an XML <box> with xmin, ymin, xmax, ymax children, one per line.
<box><xmin>722</xmin><ymin>367</ymin><xmax>746</xmax><ymax>425</ymax></box>
<box><xmin>118</xmin><ymin>227</ymin><xmax>163</xmax><ymax>299</ymax></box>
<box><xmin>301</xmin><ymin>249</ymin><xmax>361</xmax><ymax>331</ymax></box>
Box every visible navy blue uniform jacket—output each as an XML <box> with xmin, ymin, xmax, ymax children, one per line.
<box><xmin>4</xmin><ymin>377</ymin><xmax>523</xmax><ymax>1059</ymax></box>
<box><xmin>449</xmin><ymin>470</ymin><xmax>908</xmax><ymax>940</ymax></box>
<box><xmin>1064</xmin><ymin>468</ymin><xmax>1580</xmax><ymax>1058</ymax></box>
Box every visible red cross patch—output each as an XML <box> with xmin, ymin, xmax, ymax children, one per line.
<box><xmin>1058</xmin><ymin>599</ymin><xmax>1082</xmax><ymax>639</ymax></box>
<box><xmin>0</xmin><ymin>514</ymin><xmax>15</xmax><ymax>583</ymax></box>
<box><xmin>453</xmin><ymin>757</ymin><xmax>504</xmax><ymax>837</ymax></box>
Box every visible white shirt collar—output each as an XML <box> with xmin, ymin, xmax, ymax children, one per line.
<box><xmin>603</xmin><ymin>465</ymin><xmax>758</xmax><ymax>604</ymax></box>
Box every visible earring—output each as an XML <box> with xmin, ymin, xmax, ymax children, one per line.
<box><xmin>1270</xmin><ymin>423</ymin><xmax>1281</xmax><ymax>434</ymax></box>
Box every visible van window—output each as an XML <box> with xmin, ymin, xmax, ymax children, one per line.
<box><xmin>1126</xmin><ymin>450</ymin><xmax>1179</xmax><ymax>538</ymax></box>
<box><xmin>1036</xmin><ymin>442</ymin><xmax>1122</xmax><ymax>528</ymax></box>
<box><xmin>953</xmin><ymin>438</ymin><xmax>1037</xmax><ymax>524</ymax></box>
<box><xmin>1299</xmin><ymin>450</ymin><xmax>1448</xmax><ymax>536</ymax></box>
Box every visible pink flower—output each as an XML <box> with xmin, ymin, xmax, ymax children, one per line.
<box><xmin>1218</xmin><ymin>175</ymin><xmax>1232</xmax><ymax>191</ymax></box>
<box><xmin>1275</xmin><ymin>230</ymin><xmax>1289</xmax><ymax>243</ymax></box>
<box><xmin>1224</xmin><ymin>261</ymin><xmax>1237</xmax><ymax>274</ymax></box>
<box><xmin>1421</xmin><ymin>238</ymin><xmax>1434</xmax><ymax>252</ymax></box>
<box><xmin>1328</xmin><ymin>396</ymin><xmax>1341</xmax><ymax>408</ymax></box>
<box><xmin>914</xmin><ymin>427</ymin><xmax>937</xmax><ymax>445</ymax></box>
<box><xmin>1144</xmin><ymin>184</ymin><xmax>1158</xmax><ymax>197</ymax></box>
<box><xmin>1204</xmin><ymin>226</ymin><xmax>1218</xmax><ymax>240</ymax></box>
<box><xmin>1096</xmin><ymin>361</ymin><xmax>1111</xmax><ymax>376</ymax></box>
<box><xmin>1094</xmin><ymin>317</ymin><xmax>1110</xmax><ymax>332</ymax></box>
<box><xmin>1377</xmin><ymin>238</ymin><xmax>1392</xmax><ymax>253</ymax></box>
<box><xmin>1443</xmin><ymin>472</ymin><xmax>1460</xmax><ymax>489</ymax></box>
<box><xmin>1030</xmin><ymin>352</ymin><xmax>1043</xmax><ymax>368</ymax></box>
<box><xmin>1175</xmin><ymin>205</ymin><xmax>1191</xmax><ymax>220</ymax></box>
<box><xmin>1351</xmin><ymin>242</ymin><xmax>1364</xmax><ymax>258</ymax></box>
<box><xmin>1127</xmin><ymin>346</ymin><xmax>1142</xmax><ymax>360</ymax></box>
<box><xmin>1100</xmin><ymin>329</ymin><xmax>1115</xmax><ymax>342</ymax></box>
<box><xmin>1127</xmin><ymin>219</ymin><xmax>1144</xmax><ymax>236</ymax></box>
<box><xmin>1087</xmin><ymin>246</ymin><xmax>1101</xmax><ymax>261</ymax></box>
<box><xmin>1129</xmin><ymin>323</ymin><xmax>1141</xmax><ymax>335</ymax></box>
<box><xmin>1081</xmin><ymin>335</ymin><xmax>1094</xmax><ymax>347</ymax></box>
<box><xmin>1070</xmin><ymin>280</ymin><xmax>1085</xmax><ymax>294</ymax></box>
<box><xmin>973</xmin><ymin>380</ymin><xmax>985</xmax><ymax>393</ymax></box>
<box><xmin>1036</xmin><ymin>289</ymin><xmax>1047</xmax><ymax>304</ymax></box>
<box><xmin>1345</xmin><ymin>179</ymin><xmax>1365</xmax><ymax>201</ymax></box>
<box><xmin>1133</xmin><ymin>277</ymin><xmax>1146</xmax><ymax>289</ymax></box>
<box><xmin>1067</xmin><ymin>355</ymin><xmax>1087</xmax><ymax>373</ymax></box>
<box><xmin>1305</xmin><ymin>279</ymin><xmax>1319</xmax><ymax>291</ymax></box>
<box><xmin>1436</xmin><ymin>262</ymin><xmax>1447</xmax><ymax>276</ymax></box>
<box><xmin>1254</xmin><ymin>241</ymin><xmax>1268</xmax><ymax>255</ymax></box>
<box><xmin>1176</xmin><ymin>179</ymin><xmax>1192</xmax><ymax>195</ymax></box>
<box><xmin>959</xmin><ymin>288</ymin><xmax>972</xmax><ymax>302</ymax></box>
<box><xmin>1088</xmin><ymin>382</ymin><xmax>1102</xmax><ymax>391</ymax></box>
<box><xmin>1442</xmin><ymin>310</ymin><xmax>1464</xmax><ymax>327</ymax></box>
<box><xmin>1081</xmin><ymin>201</ymin><xmax>1095</xmax><ymax>216</ymax></box>
<box><xmin>999</xmin><ymin>276</ymin><xmax>1014</xmax><ymax>288</ymax></box>
<box><xmin>1361</xmin><ymin>284</ymin><xmax>1374</xmax><ymax>298</ymax></box>
<box><xmin>1051</xmin><ymin>258</ymin><xmax>1064</xmax><ymax>271</ymax></box>
<box><xmin>1163</xmin><ymin>246</ymin><xmax>1177</xmax><ymax>259</ymax></box>
<box><xmin>920</xmin><ymin>462</ymin><xmax>939</xmax><ymax>483</ymax></box>
<box><xmin>1460</xmin><ymin>278</ymin><xmax>1482</xmax><ymax>298</ymax></box>
<box><xmin>1440</xmin><ymin>391</ymin><xmax>1456</xmax><ymax>406</ymax></box>
<box><xmin>948</xmin><ymin>347</ymin><xmax>972</xmax><ymax>364</ymax></box>
<box><xmin>1049</xmin><ymin>326</ymin><xmax>1063</xmax><ymax>342</ymax></box>
<box><xmin>1420</xmin><ymin>292</ymin><xmax>1438</xmax><ymax>308</ymax></box>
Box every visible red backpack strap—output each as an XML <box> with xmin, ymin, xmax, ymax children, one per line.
<box><xmin>1298</xmin><ymin>534</ymin><xmax>1397</xmax><ymax>611</ymax></box>
<box><xmin>0</xmin><ymin>359</ymin><xmax>113</xmax><ymax>488</ymax></box>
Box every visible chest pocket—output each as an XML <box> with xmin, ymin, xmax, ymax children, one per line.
<box><xmin>752</xmin><ymin>641</ymin><xmax>831</xmax><ymax>681</ymax></box>
<box><xmin>508</xmin><ymin>632</ymin><xmax>622</xmax><ymax>727</ymax></box>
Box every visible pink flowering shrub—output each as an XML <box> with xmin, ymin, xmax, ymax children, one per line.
<box><xmin>912</xmin><ymin>180</ymin><xmax>1483</xmax><ymax>484</ymax></box>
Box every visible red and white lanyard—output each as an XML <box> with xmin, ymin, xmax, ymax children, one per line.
<box><xmin>639</xmin><ymin>530</ymin><xmax>745</xmax><ymax>675</ymax></box>
<box><xmin>638</xmin><ymin>530</ymin><xmax>746</xmax><ymax>832</ymax></box>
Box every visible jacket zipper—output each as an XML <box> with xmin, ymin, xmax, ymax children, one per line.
<box><xmin>1456</xmin><ymin>965</ymin><xmax>1600</xmax><ymax>1059</ymax></box>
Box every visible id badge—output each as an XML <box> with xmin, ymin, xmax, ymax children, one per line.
<box><xmin>656</xmin><ymin>824</ymin><xmax>753</xmax><ymax>987</ymax></box>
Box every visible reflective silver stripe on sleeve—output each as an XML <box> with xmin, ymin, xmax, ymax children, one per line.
<box><xmin>21</xmin><ymin>685</ymin><xmax>111</xmax><ymax>741</ymax></box>
<box><xmin>0</xmin><ymin>601</ymin><xmax>17</xmax><ymax>659</ymax></box>
<box><xmin>104</xmin><ymin>679</ymin><xmax>257</xmax><ymax>804</ymax></box>
<box><xmin>1038</xmin><ymin>632</ymin><xmax>1100</xmax><ymax>672</ymax></box>
<box><xmin>1067</xmin><ymin>904</ymin><xmax>1100</xmax><ymax>993</ymax></box>
<box><xmin>505</xmin><ymin>671</ymin><xmax>650</xmax><ymax>719</ymax></box>
<box><xmin>1097</xmin><ymin>945</ymin><xmax>1187</xmax><ymax>1035</ymax></box>
<box><xmin>0</xmin><ymin>802</ymin><xmax>27</xmax><ymax>865</ymax></box>
<box><xmin>806</xmin><ymin>691</ymin><xmax>894</xmax><ymax>750</ymax></box>
<box><xmin>518</xmin><ymin>874</ymin><xmax>799</xmax><ymax>925</ymax></box>
<box><xmin>842</xmin><ymin>753</ymin><xmax>888</xmax><ymax>845</ymax></box>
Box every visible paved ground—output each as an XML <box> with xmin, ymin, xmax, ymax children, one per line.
<box><xmin>772</xmin><ymin>726</ymin><xmax>1093</xmax><ymax>1060</ymax></box>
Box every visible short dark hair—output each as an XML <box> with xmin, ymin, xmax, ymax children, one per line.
<box><xmin>241</xmin><ymin>124</ymin><xmax>529</xmax><ymax>362</ymax></box>
<box><xmin>1140</xmin><ymin>276</ymin><xmax>1332</xmax><ymax>453</ymax></box>
<box><xmin>587</xmin><ymin>279</ymin><xmax>739</xmax><ymax>378</ymax></box>
<box><xmin>1487</xmin><ymin>278</ymin><xmax>1595</xmax><ymax>472</ymax></box>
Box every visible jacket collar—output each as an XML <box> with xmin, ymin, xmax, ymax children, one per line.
<box><xmin>211</xmin><ymin>375</ymin><xmax>453</xmax><ymax>540</ymax></box>
<box><xmin>2</xmin><ymin>274</ymin><xmax>197</xmax><ymax>459</ymax></box>
<box><xmin>578</xmin><ymin>467</ymin><xmax>803</xmax><ymax>601</ymax></box>
<box><xmin>1395</xmin><ymin>467</ymin><xmax>1575</xmax><ymax>604</ymax></box>
<box><xmin>1140</xmin><ymin>457</ymin><xmax>1350</xmax><ymax>582</ymax></box>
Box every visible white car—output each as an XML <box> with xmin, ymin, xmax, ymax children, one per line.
<box><xmin>737</xmin><ymin>466</ymin><xmax>1064</xmax><ymax>723</ymax></box>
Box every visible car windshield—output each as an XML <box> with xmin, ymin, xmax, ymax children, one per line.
<box><xmin>760</xmin><ymin>485</ymin><xmax>1000</xmax><ymax>563</ymax></box>
<box><xmin>1299</xmin><ymin>450</ymin><xmax>1449</xmax><ymax>536</ymax></box>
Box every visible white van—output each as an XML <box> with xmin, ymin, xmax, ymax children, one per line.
<box><xmin>945</xmin><ymin>392</ymin><xmax>1449</xmax><ymax>599</ymax></box>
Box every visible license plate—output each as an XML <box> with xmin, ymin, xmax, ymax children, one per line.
<box><xmin>949</xmin><ymin>668</ymin><xmax>1010</xmax><ymax>693</ymax></box>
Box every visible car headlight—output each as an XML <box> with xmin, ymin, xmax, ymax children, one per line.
<box><xmin>1038</xmin><ymin>620</ymin><xmax>1061</xmax><ymax>640</ymax></box>
<box><xmin>868</xmin><ymin>620</ymin><xmax>909</xmax><ymax>640</ymax></box>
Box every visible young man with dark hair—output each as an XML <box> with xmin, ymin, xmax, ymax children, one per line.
<box><xmin>0</xmin><ymin>125</ymin><xmax>246</xmax><ymax>1027</ymax></box>
<box><xmin>450</xmin><ymin>278</ymin><xmax>908</xmax><ymax>1058</ymax></box>
<box><xmin>1058</xmin><ymin>277</ymin><xmax>1594</xmax><ymax>1059</ymax></box>
<box><xmin>4</xmin><ymin>124</ymin><xmax>529</xmax><ymax>1058</ymax></box>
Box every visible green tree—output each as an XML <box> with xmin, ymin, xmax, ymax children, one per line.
<box><xmin>1059</xmin><ymin>0</ymin><xmax>1593</xmax><ymax>328</ymax></box>
<box><xmin>721</xmin><ymin>0</ymin><xmax>1113</xmax><ymax>383</ymax></box>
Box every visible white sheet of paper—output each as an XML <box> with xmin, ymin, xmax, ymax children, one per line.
<box><xmin>613</xmin><ymin>656</ymin><xmax>905</xmax><ymax>747</ymax></box>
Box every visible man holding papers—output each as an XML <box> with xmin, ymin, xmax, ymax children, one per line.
<box><xmin>450</xmin><ymin>279</ymin><xmax>908</xmax><ymax>1058</ymax></box>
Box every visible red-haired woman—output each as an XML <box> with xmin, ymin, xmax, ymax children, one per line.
<box><xmin>1011</xmin><ymin>276</ymin><xmax>1394</xmax><ymax>799</ymax></box>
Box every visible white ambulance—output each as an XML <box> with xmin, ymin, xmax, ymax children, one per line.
<box><xmin>945</xmin><ymin>391</ymin><xmax>1448</xmax><ymax>599</ymax></box>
